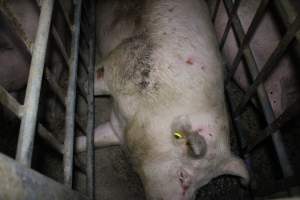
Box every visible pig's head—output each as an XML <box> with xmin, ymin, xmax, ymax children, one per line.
<box><xmin>126</xmin><ymin>112</ymin><xmax>249</xmax><ymax>200</ymax></box>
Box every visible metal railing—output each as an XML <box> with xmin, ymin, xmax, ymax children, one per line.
<box><xmin>209</xmin><ymin>0</ymin><xmax>300</xmax><ymax>198</ymax></box>
<box><xmin>0</xmin><ymin>0</ymin><xmax>96</xmax><ymax>199</ymax></box>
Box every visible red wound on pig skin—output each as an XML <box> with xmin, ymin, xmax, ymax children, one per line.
<box><xmin>186</xmin><ymin>58</ymin><xmax>194</xmax><ymax>65</ymax></box>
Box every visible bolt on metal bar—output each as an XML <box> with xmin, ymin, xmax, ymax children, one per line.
<box><xmin>220</xmin><ymin>0</ymin><xmax>241</xmax><ymax>50</ymax></box>
<box><xmin>16</xmin><ymin>0</ymin><xmax>55</xmax><ymax>167</ymax></box>
<box><xmin>64</xmin><ymin>0</ymin><xmax>82</xmax><ymax>187</ymax></box>
<box><xmin>223</xmin><ymin>0</ymin><xmax>294</xmax><ymax>179</ymax></box>
<box><xmin>226</xmin><ymin>0</ymin><xmax>270</xmax><ymax>82</ymax></box>
<box><xmin>245</xmin><ymin>98</ymin><xmax>300</xmax><ymax>154</ymax></box>
<box><xmin>234</xmin><ymin>15</ymin><xmax>300</xmax><ymax>116</ymax></box>
<box><xmin>86</xmin><ymin>0</ymin><xmax>95</xmax><ymax>198</ymax></box>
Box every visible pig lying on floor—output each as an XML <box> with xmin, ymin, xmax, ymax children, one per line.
<box><xmin>78</xmin><ymin>0</ymin><xmax>249</xmax><ymax>199</ymax></box>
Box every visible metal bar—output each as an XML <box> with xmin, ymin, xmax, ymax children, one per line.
<box><xmin>16</xmin><ymin>0</ymin><xmax>54</xmax><ymax>167</ymax></box>
<box><xmin>211</xmin><ymin>0</ymin><xmax>221</xmax><ymax>23</ymax></box>
<box><xmin>274</xmin><ymin>0</ymin><xmax>300</xmax><ymax>59</ymax></box>
<box><xmin>234</xmin><ymin>15</ymin><xmax>300</xmax><ymax>116</ymax></box>
<box><xmin>246</xmin><ymin>98</ymin><xmax>300</xmax><ymax>154</ymax></box>
<box><xmin>64</xmin><ymin>0</ymin><xmax>82</xmax><ymax>187</ymax></box>
<box><xmin>86</xmin><ymin>0</ymin><xmax>95</xmax><ymax>198</ymax></box>
<box><xmin>226</xmin><ymin>0</ymin><xmax>270</xmax><ymax>82</ymax></box>
<box><xmin>0</xmin><ymin>153</ymin><xmax>88</xmax><ymax>200</ymax></box>
<box><xmin>223</xmin><ymin>0</ymin><xmax>294</xmax><ymax>179</ymax></box>
<box><xmin>1</xmin><ymin>0</ymin><xmax>88</xmax><ymax>134</ymax></box>
<box><xmin>56</xmin><ymin>0</ymin><xmax>72</xmax><ymax>33</ymax></box>
<box><xmin>34</xmin><ymin>0</ymin><xmax>89</xmax><ymax>102</ymax></box>
<box><xmin>219</xmin><ymin>0</ymin><xmax>241</xmax><ymax>49</ymax></box>
<box><xmin>0</xmin><ymin>83</ymin><xmax>85</xmax><ymax>173</ymax></box>
<box><xmin>0</xmin><ymin>85</ymin><xmax>23</xmax><ymax>118</ymax></box>
<box><xmin>0</xmin><ymin>2</ymin><xmax>33</xmax><ymax>52</ymax></box>
<box><xmin>45</xmin><ymin>68</ymin><xmax>87</xmax><ymax>135</ymax></box>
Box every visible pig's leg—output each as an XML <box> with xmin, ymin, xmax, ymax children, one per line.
<box><xmin>75</xmin><ymin>122</ymin><xmax>120</xmax><ymax>153</ymax></box>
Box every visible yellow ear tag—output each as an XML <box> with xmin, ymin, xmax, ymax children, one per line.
<box><xmin>174</xmin><ymin>132</ymin><xmax>183</xmax><ymax>139</ymax></box>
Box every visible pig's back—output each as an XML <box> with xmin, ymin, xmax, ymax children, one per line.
<box><xmin>98</xmin><ymin>0</ymin><xmax>226</xmax><ymax>118</ymax></box>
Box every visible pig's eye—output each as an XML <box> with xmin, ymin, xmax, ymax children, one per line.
<box><xmin>173</xmin><ymin>131</ymin><xmax>184</xmax><ymax>139</ymax></box>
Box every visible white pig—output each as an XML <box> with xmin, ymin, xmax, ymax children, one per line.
<box><xmin>78</xmin><ymin>0</ymin><xmax>249</xmax><ymax>199</ymax></box>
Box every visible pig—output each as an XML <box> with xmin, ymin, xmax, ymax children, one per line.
<box><xmin>88</xmin><ymin>0</ymin><xmax>249</xmax><ymax>199</ymax></box>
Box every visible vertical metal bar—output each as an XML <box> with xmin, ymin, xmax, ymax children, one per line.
<box><xmin>16</xmin><ymin>0</ymin><xmax>55</xmax><ymax>167</ymax></box>
<box><xmin>64</xmin><ymin>0</ymin><xmax>82</xmax><ymax>187</ymax></box>
<box><xmin>226</xmin><ymin>0</ymin><xmax>270</xmax><ymax>82</ymax></box>
<box><xmin>86</xmin><ymin>0</ymin><xmax>95</xmax><ymax>198</ymax></box>
<box><xmin>223</xmin><ymin>0</ymin><xmax>294</xmax><ymax>180</ymax></box>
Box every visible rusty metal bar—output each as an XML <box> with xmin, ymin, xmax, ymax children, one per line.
<box><xmin>16</xmin><ymin>0</ymin><xmax>54</xmax><ymax>167</ymax></box>
<box><xmin>223</xmin><ymin>0</ymin><xmax>294</xmax><ymax>179</ymax></box>
<box><xmin>86</xmin><ymin>0</ymin><xmax>95</xmax><ymax>198</ymax></box>
<box><xmin>0</xmin><ymin>153</ymin><xmax>88</xmax><ymax>200</ymax></box>
<box><xmin>246</xmin><ymin>98</ymin><xmax>300</xmax><ymax>154</ymax></box>
<box><xmin>220</xmin><ymin>0</ymin><xmax>241</xmax><ymax>49</ymax></box>
<box><xmin>64</xmin><ymin>0</ymin><xmax>82</xmax><ymax>187</ymax></box>
<box><xmin>226</xmin><ymin>0</ymin><xmax>270</xmax><ymax>82</ymax></box>
<box><xmin>234</xmin><ymin>15</ymin><xmax>300</xmax><ymax>116</ymax></box>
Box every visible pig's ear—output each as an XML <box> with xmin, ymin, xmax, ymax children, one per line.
<box><xmin>218</xmin><ymin>155</ymin><xmax>250</xmax><ymax>185</ymax></box>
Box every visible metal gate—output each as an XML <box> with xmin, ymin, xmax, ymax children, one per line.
<box><xmin>208</xmin><ymin>0</ymin><xmax>300</xmax><ymax>198</ymax></box>
<box><xmin>0</xmin><ymin>0</ymin><xmax>95</xmax><ymax>199</ymax></box>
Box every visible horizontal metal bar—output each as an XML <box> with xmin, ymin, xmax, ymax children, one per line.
<box><xmin>0</xmin><ymin>84</ymin><xmax>23</xmax><ymax>118</ymax></box>
<box><xmin>220</xmin><ymin>0</ymin><xmax>241</xmax><ymax>49</ymax></box>
<box><xmin>16</xmin><ymin>0</ymin><xmax>55</xmax><ymax>167</ymax></box>
<box><xmin>64</xmin><ymin>0</ymin><xmax>83</xmax><ymax>187</ymax></box>
<box><xmin>245</xmin><ymin>98</ymin><xmax>300</xmax><ymax>154</ymax></box>
<box><xmin>0</xmin><ymin>153</ymin><xmax>88</xmax><ymax>200</ymax></box>
<box><xmin>234</xmin><ymin>15</ymin><xmax>300</xmax><ymax>116</ymax></box>
<box><xmin>226</xmin><ymin>0</ymin><xmax>270</xmax><ymax>82</ymax></box>
<box><xmin>223</xmin><ymin>0</ymin><xmax>294</xmax><ymax>179</ymax></box>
